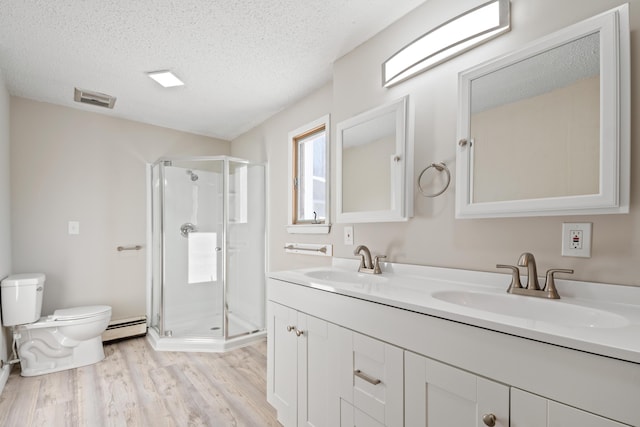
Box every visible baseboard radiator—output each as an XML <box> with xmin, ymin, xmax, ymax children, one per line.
<box><xmin>102</xmin><ymin>315</ymin><xmax>147</xmax><ymax>343</ymax></box>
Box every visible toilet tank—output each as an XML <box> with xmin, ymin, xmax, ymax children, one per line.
<box><xmin>1</xmin><ymin>273</ymin><xmax>45</xmax><ymax>326</ymax></box>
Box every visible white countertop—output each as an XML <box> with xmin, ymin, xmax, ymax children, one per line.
<box><xmin>269</xmin><ymin>258</ymin><xmax>640</xmax><ymax>364</ymax></box>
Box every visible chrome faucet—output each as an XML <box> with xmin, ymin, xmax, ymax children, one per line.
<box><xmin>497</xmin><ymin>252</ymin><xmax>573</xmax><ymax>299</ymax></box>
<box><xmin>354</xmin><ymin>245</ymin><xmax>385</xmax><ymax>274</ymax></box>
<box><xmin>354</xmin><ymin>245</ymin><xmax>373</xmax><ymax>270</ymax></box>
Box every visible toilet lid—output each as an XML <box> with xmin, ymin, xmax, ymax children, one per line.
<box><xmin>51</xmin><ymin>305</ymin><xmax>111</xmax><ymax>321</ymax></box>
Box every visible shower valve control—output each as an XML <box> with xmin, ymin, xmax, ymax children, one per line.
<box><xmin>180</xmin><ymin>222</ymin><xmax>197</xmax><ymax>237</ymax></box>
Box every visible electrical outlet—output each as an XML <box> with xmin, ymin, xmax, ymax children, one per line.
<box><xmin>570</xmin><ymin>230</ymin><xmax>583</xmax><ymax>249</ymax></box>
<box><xmin>562</xmin><ymin>223</ymin><xmax>591</xmax><ymax>257</ymax></box>
<box><xmin>344</xmin><ymin>226</ymin><xmax>354</xmax><ymax>245</ymax></box>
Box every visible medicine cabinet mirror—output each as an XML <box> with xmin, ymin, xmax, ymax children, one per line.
<box><xmin>336</xmin><ymin>96</ymin><xmax>412</xmax><ymax>223</ymax></box>
<box><xmin>456</xmin><ymin>5</ymin><xmax>629</xmax><ymax>218</ymax></box>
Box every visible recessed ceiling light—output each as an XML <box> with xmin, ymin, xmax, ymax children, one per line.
<box><xmin>147</xmin><ymin>70</ymin><xmax>185</xmax><ymax>88</ymax></box>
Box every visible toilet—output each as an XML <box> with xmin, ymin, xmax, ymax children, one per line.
<box><xmin>0</xmin><ymin>273</ymin><xmax>111</xmax><ymax>377</ymax></box>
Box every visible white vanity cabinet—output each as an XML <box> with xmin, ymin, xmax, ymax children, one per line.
<box><xmin>267</xmin><ymin>301</ymin><xmax>333</xmax><ymax>427</ymax></box>
<box><xmin>511</xmin><ymin>388</ymin><xmax>629</xmax><ymax>427</ymax></box>
<box><xmin>267</xmin><ymin>273</ymin><xmax>640</xmax><ymax>427</ymax></box>
<box><xmin>405</xmin><ymin>351</ymin><xmax>509</xmax><ymax>427</ymax></box>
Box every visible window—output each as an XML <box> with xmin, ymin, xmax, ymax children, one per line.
<box><xmin>294</xmin><ymin>127</ymin><xmax>326</xmax><ymax>223</ymax></box>
<box><xmin>287</xmin><ymin>115</ymin><xmax>331</xmax><ymax>233</ymax></box>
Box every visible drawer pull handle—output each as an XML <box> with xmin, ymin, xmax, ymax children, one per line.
<box><xmin>354</xmin><ymin>369</ymin><xmax>381</xmax><ymax>385</ymax></box>
<box><xmin>295</xmin><ymin>329</ymin><xmax>304</xmax><ymax>337</ymax></box>
<box><xmin>286</xmin><ymin>325</ymin><xmax>295</xmax><ymax>332</ymax></box>
<box><xmin>482</xmin><ymin>413</ymin><xmax>496</xmax><ymax>426</ymax></box>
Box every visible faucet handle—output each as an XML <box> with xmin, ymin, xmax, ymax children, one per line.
<box><xmin>543</xmin><ymin>268</ymin><xmax>573</xmax><ymax>299</ymax></box>
<box><xmin>373</xmin><ymin>255</ymin><xmax>386</xmax><ymax>274</ymax></box>
<box><xmin>497</xmin><ymin>264</ymin><xmax>522</xmax><ymax>293</ymax></box>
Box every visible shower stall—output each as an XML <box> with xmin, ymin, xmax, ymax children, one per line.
<box><xmin>148</xmin><ymin>156</ymin><xmax>266</xmax><ymax>351</ymax></box>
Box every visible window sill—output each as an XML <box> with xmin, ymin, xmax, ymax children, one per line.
<box><xmin>286</xmin><ymin>224</ymin><xmax>332</xmax><ymax>234</ymax></box>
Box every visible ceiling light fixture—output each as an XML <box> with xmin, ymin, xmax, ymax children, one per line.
<box><xmin>147</xmin><ymin>70</ymin><xmax>185</xmax><ymax>88</ymax></box>
<box><xmin>382</xmin><ymin>0</ymin><xmax>511</xmax><ymax>87</ymax></box>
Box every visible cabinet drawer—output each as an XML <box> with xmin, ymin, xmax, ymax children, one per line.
<box><xmin>339</xmin><ymin>330</ymin><xmax>403</xmax><ymax>426</ymax></box>
<box><xmin>341</xmin><ymin>399</ymin><xmax>385</xmax><ymax>427</ymax></box>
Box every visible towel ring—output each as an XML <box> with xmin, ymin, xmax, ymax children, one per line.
<box><xmin>418</xmin><ymin>162</ymin><xmax>451</xmax><ymax>198</ymax></box>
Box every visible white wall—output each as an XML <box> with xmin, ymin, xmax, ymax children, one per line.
<box><xmin>10</xmin><ymin>98</ymin><xmax>230</xmax><ymax>319</ymax></box>
<box><xmin>233</xmin><ymin>0</ymin><xmax>640</xmax><ymax>287</ymax></box>
<box><xmin>0</xmin><ymin>72</ymin><xmax>12</xmax><ymax>375</ymax></box>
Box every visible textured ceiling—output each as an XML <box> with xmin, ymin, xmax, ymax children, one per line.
<box><xmin>0</xmin><ymin>0</ymin><xmax>425</xmax><ymax>140</ymax></box>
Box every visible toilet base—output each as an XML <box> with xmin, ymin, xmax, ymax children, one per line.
<box><xmin>18</xmin><ymin>335</ymin><xmax>106</xmax><ymax>377</ymax></box>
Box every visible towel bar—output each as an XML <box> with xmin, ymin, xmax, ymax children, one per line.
<box><xmin>284</xmin><ymin>243</ymin><xmax>333</xmax><ymax>257</ymax></box>
<box><xmin>117</xmin><ymin>245</ymin><xmax>143</xmax><ymax>251</ymax></box>
<box><xmin>284</xmin><ymin>245</ymin><xmax>327</xmax><ymax>253</ymax></box>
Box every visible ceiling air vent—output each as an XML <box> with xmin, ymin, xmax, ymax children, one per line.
<box><xmin>73</xmin><ymin>88</ymin><xmax>116</xmax><ymax>109</ymax></box>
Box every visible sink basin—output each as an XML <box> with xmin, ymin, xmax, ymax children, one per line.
<box><xmin>432</xmin><ymin>290</ymin><xmax>629</xmax><ymax>328</ymax></box>
<box><xmin>303</xmin><ymin>270</ymin><xmax>387</xmax><ymax>285</ymax></box>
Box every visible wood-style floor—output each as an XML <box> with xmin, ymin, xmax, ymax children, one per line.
<box><xmin>0</xmin><ymin>337</ymin><xmax>282</xmax><ymax>427</ymax></box>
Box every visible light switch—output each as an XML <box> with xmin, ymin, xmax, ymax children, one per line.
<box><xmin>344</xmin><ymin>226</ymin><xmax>354</xmax><ymax>245</ymax></box>
<box><xmin>68</xmin><ymin>221</ymin><xmax>80</xmax><ymax>235</ymax></box>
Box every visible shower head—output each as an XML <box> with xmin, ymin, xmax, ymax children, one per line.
<box><xmin>186</xmin><ymin>170</ymin><xmax>199</xmax><ymax>181</ymax></box>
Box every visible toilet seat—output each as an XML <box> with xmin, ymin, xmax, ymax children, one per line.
<box><xmin>20</xmin><ymin>305</ymin><xmax>112</xmax><ymax>330</ymax></box>
<box><xmin>51</xmin><ymin>305</ymin><xmax>111</xmax><ymax>321</ymax></box>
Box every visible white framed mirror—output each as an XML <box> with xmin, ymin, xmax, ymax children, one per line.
<box><xmin>456</xmin><ymin>4</ymin><xmax>629</xmax><ymax>219</ymax></box>
<box><xmin>336</xmin><ymin>96</ymin><xmax>412</xmax><ymax>223</ymax></box>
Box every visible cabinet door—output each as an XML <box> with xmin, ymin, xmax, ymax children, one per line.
<box><xmin>405</xmin><ymin>351</ymin><xmax>509</xmax><ymax>427</ymax></box>
<box><xmin>267</xmin><ymin>302</ymin><xmax>299</xmax><ymax>427</ymax></box>
<box><xmin>511</xmin><ymin>388</ymin><xmax>630</xmax><ymax>427</ymax></box>
<box><xmin>297</xmin><ymin>314</ymin><xmax>331</xmax><ymax>427</ymax></box>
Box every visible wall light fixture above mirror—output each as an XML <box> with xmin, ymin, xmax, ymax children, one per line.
<box><xmin>383</xmin><ymin>0</ymin><xmax>510</xmax><ymax>87</ymax></box>
<box><xmin>456</xmin><ymin>4</ymin><xmax>630</xmax><ymax>218</ymax></box>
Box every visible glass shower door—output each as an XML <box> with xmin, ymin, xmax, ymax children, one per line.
<box><xmin>162</xmin><ymin>160</ymin><xmax>225</xmax><ymax>337</ymax></box>
<box><xmin>225</xmin><ymin>161</ymin><xmax>266</xmax><ymax>338</ymax></box>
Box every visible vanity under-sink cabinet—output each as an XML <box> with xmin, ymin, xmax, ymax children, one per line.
<box><xmin>405</xmin><ymin>352</ymin><xmax>627</xmax><ymax>427</ymax></box>
<box><xmin>267</xmin><ymin>302</ymin><xmax>332</xmax><ymax>427</ymax></box>
<box><xmin>267</xmin><ymin>276</ymin><xmax>638</xmax><ymax>426</ymax></box>
<box><xmin>405</xmin><ymin>351</ymin><xmax>509</xmax><ymax>426</ymax></box>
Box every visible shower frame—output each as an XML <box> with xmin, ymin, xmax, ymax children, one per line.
<box><xmin>147</xmin><ymin>155</ymin><xmax>267</xmax><ymax>352</ymax></box>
